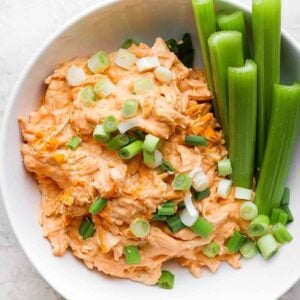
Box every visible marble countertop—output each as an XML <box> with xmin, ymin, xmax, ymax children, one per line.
<box><xmin>0</xmin><ymin>0</ymin><xmax>299</xmax><ymax>299</ymax></box>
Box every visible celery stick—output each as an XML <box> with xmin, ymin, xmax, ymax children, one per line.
<box><xmin>217</xmin><ymin>11</ymin><xmax>250</xmax><ymax>58</ymax></box>
<box><xmin>228</xmin><ymin>60</ymin><xmax>257</xmax><ymax>188</ymax></box>
<box><xmin>255</xmin><ymin>83</ymin><xmax>300</xmax><ymax>215</ymax></box>
<box><xmin>208</xmin><ymin>31</ymin><xmax>244</xmax><ymax>142</ymax></box>
<box><xmin>252</xmin><ymin>0</ymin><xmax>282</xmax><ymax>170</ymax></box>
<box><xmin>192</xmin><ymin>0</ymin><xmax>219</xmax><ymax>120</ymax></box>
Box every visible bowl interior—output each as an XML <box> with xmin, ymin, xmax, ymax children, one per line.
<box><xmin>1</xmin><ymin>0</ymin><xmax>300</xmax><ymax>299</ymax></box>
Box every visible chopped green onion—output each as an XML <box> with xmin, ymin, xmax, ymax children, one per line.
<box><xmin>217</xmin><ymin>158</ymin><xmax>232</xmax><ymax>176</ymax></box>
<box><xmin>154</xmin><ymin>66</ymin><xmax>173</xmax><ymax>84</ymax></box>
<box><xmin>248</xmin><ymin>215</ymin><xmax>270</xmax><ymax>237</ymax></box>
<box><xmin>89</xmin><ymin>197</ymin><xmax>107</xmax><ymax>215</ymax></box>
<box><xmin>281</xmin><ymin>187</ymin><xmax>290</xmax><ymax>206</ymax></box>
<box><xmin>136</xmin><ymin>57</ymin><xmax>160</xmax><ymax>72</ymax></box>
<box><xmin>257</xmin><ymin>234</ymin><xmax>278</xmax><ymax>260</ymax></box>
<box><xmin>93</xmin><ymin>124</ymin><xmax>110</xmax><ymax>143</ymax></box>
<box><xmin>252</xmin><ymin>0</ymin><xmax>282</xmax><ymax>169</ymax></box>
<box><xmin>158</xmin><ymin>201</ymin><xmax>175</xmax><ymax>216</ymax></box>
<box><xmin>130</xmin><ymin>218</ymin><xmax>150</xmax><ymax>238</ymax></box>
<box><xmin>272</xmin><ymin>223</ymin><xmax>293</xmax><ymax>244</ymax></box>
<box><xmin>191</xmin><ymin>171</ymin><xmax>209</xmax><ymax>192</ymax></box>
<box><xmin>103</xmin><ymin>115</ymin><xmax>118</xmax><ymax>133</ymax></box>
<box><xmin>79</xmin><ymin>86</ymin><xmax>97</xmax><ymax>105</ymax></box>
<box><xmin>192</xmin><ymin>0</ymin><xmax>218</xmax><ymax>113</ymax></box>
<box><xmin>240</xmin><ymin>201</ymin><xmax>258</xmax><ymax>221</ymax></box>
<box><xmin>152</xmin><ymin>213</ymin><xmax>168</xmax><ymax>221</ymax></box>
<box><xmin>185</xmin><ymin>135</ymin><xmax>208</xmax><ymax>146</ymax></box>
<box><xmin>115</xmin><ymin>49</ymin><xmax>136</xmax><ymax>70</ymax></box>
<box><xmin>118</xmin><ymin>119</ymin><xmax>140</xmax><ymax>134</ymax></box>
<box><xmin>254</xmin><ymin>84</ymin><xmax>300</xmax><ymax>215</ymax></box>
<box><xmin>270</xmin><ymin>208</ymin><xmax>288</xmax><ymax>225</ymax></box>
<box><xmin>280</xmin><ymin>205</ymin><xmax>294</xmax><ymax>224</ymax></box>
<box><xmin>143</xmin><ymin>149</ymin><xmax>162</xmax><ymax>169</ymax></box>
<box><xmin>66</xmin><ymin>66</ymin><xmax>86</xmax><ymax>87</ymax></box>
<box><xmin>228</xmin><ymin>60</ymin><xmax>257</xmax><ymax>188</ymax></box>
<box><xmin>208</xmin><ymin>31</ymin><xmax>244</xmax><ymax>142</ymax></box>
<box><xmin>172</xmin><ymin>174</ymin><xmax>192</xmax><ymax>191</ymax></box>
<box><xmin>107</xmin><ymin>134</ymin><xmax>129</xmax><ymax>151</ymax></box>
<box><xmin>124</xmin><ymin>245</ymin><xmax>141</xmax><ymax>265</ymax></box>
<box><xmin>203</xmin><ymin>241</ymin><xmax>220</xmax><ymax>257</ymax></box>
<box><xmin>118</xmin><ymin>140</ymin><xmax>143</xmax><ymax>160</ymax></box>
<box><xmin>226</xmin><ymin>231</ymin><xmax>247</xmax><ymax>253</ymax></box>
<box><xmin>160</xmin><ymin>159</ymin><xmax>175</xmax><ymax>174</ymax></box>
<box><xmin>234</xmin><ymin>187</ymin><xmax>253</xmax><ymax>200</ymax></box>
<box><xmin>121</xmin><ymin>38</ymin><xmax>139</xmax><ymax>49</ymax></box>
<box><xmin>166</xmin><ymin>214</ymin><xmax>186</xmax><ymax>232</ymax></box>
<box><xmin>239</xmin><ymin>239</ymin><xmax>258</xmax><ymax>259</ymax></box>
<box><xmin>194</xmin><ymin>188</ymin><xmax>211</xmax><ymax>201</ymax></box>
<box><xmin>67</xmin><ymin>136</ymin><xmax>81</xmax><ymax>150</ymax></box>
<box><xmin>143</xmin><ymin>134</ymin><xmax>160</xmax><ymax>152</ymax></box>
<box><xmin>217</xmin><ymin>11</ymin><xmax>250</xmax><ymax>58</ymax></box>
<box><xmin>88</xmin><ymin>51</ymin><xmax>110</xmax><ymax>74</ymax></box>
<box><xmin>79</xmin><ymin>217</ymin><xmax>95</xmax><ymax>240</ymax></box>
<box><xmin>121</xmin><ymin>99</ymin><xmax>139</xmax><ymax>119</ymax></box>
<box><xmin>190</xmin><ymin>217</ymin><xmax>213</xmax><ymax>238</ymax></box>
<box><xmin>94</xmin><ymin>78</ymin><xmax>115</xmax><ymax>98</ymax></box>
<box><xmin>217</xmin><ymin>179</ymin><xmax>232</xmax><ymax>199</ymax></box>
<box><xmin>157</xmin><ymin>270</ymin><xmax>175</xmax><ymax>289</ymax></box>
<box><xmin>134</xmin><ymin>78</ymin><xmax>155</xmax><ymax>95</ymax></box>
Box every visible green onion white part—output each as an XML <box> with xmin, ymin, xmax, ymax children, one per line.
<box><xmin>115</xmin><ymin>48</ymin><xmax>137</xmax><ymax>70</ymax></box>
<box><xmin>118</xmin><ymin>118</ymin><xmax>141</xmax><ymax>133</ymax></box>
<box><xmin>191</xmin><ymin>171</ymin><xmax>209</xmax><ymax>192</ymax></box>
<box><xmin>189</xmin><ymin>166</ymin><xmax>203</xmax><ymax>178</ymax></box>
<box><xmin>180</xmin><ymin>208</ymin><xmax>199</xmax><ymax>227</ymax></box>
<box><xmin>234</xmin><ymin>187</ymin><xmax>253</xmax><ymax>200</ymax></box>
<box><xmin>172</xmin><ymin>174</ymin><xmax>192</xmax><ymax>191</ymax></box>
<box><xmin>79</xmin><ymin>86</ymin><xmax>96</xmax><ymax>105</ymax></box>
<box><xmin>143</xmin><ymin>134</ymin><xmax>160</xmax><ymax>152</ymax></box>
<box><xmin>257</xmin><ymin>234</ymin><xmax>278</xmax><ymax>260</ymax></box>
<box><xmin>136</xmin><ymin>57</ymin><xmax>160</xmax><ymax>72</ymax></box>
<box><xmin>183</xmin><ymin>193</ymin><xmax>198</xmax><ymax>217</ymax></box>
<box><xmin>130</xmin><ymin>219</ymin><xmax>150</xmax><ymax>238</ymax></box>
<box><xmin>122</xmin><ymin>99</ymin><xmax>139</xmax><ymax>119</ymax></box>
<box><xmin>103</xmin><ymin>115</ymin><xmax>118</xmax><ymax>133</ymax></box>
<box><xmin>217</xmin><ymin>179</ymin><xmax>232</xmax><ymax>198</ymax></box>
<box><xmin>143</xmin><ymin>149</ymin><xmax>163</xmax><ymax>169</ymax></box>
<box><xmin>240</xmin><ymin>201</ymin><xmax>258</xmax><ymax>221</ymax></box>
<box><xmin>217</xmin><ymin>159</ymin><xmax>232</xmax><ymax>176</ymax></box>
<box><xmin>134</xmin><ymin>78</ymin><xmax>155</xmax><ymax>94</ymax></box>
<box><xmin>239</xmin><ymin>239</ymin><xmax>258</xmax><ymax>259</ymax></box>
<box><xmin>66</xmin><ymin>66</ymin><xmax>86</xmax><ymax>86</ymax></box>
<box><xmin>94</xmin><ymin>78</ymin><xmax>115</xmax><ymax>98</ymax></box>
<box><xmin>88</xmin><ymin>50</ymin><xmax>110</xmax><ymax>73</ymax></box>
<box><xmin>93</xmin><ymin>124</ymin><xmax>110</xmax><ymax>143</ymax></box>
<box><xmin>154</xmin><ymin>66</ymin><xmax>173</xmax><ymax>83</ymax></box>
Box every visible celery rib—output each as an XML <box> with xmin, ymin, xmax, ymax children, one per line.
<box><xmin>228</xmin><ymin>60</ymin><xmax>257</xmax><ymax>188</ymax></box>
<box><xmin>255</xmin><ymin>83</ymin><xmax>300</xmax><ymax>215</ymax></box>
<box><xmin>217</xmin><ymin>11</ymin><xmax>250</xmax><ymax>58</ymax></box>
<box><xmin>192</xmin><ymin>0</ymin><xmax>219</xmax><ymax>120</ymax></box>
<box><xmin>252</xmin><ymin>0</ymin><xmax>282</xmax><ymax>170</ymax></box>
<box><xmin>208</xmin><ymin>31</ymin><xmax>244</xmax><ymax>142</ymax></box>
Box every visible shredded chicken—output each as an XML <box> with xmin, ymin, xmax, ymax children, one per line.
<box><xmin>20</xmin><ymin>37</ymin><xmax>247</xmax><ymax>285</ymax></box>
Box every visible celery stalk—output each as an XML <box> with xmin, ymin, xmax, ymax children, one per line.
<box><xmin>255</xmin><ymin>83</ymin><xmax>300</xmax><ymax>215</ymax></box>
<box><xmin>208</xmin><ymin>31</ymin><xmax>244</xmax><ymax>142</ymax></box>
<box><xmin>192</xmin><ymin>0</ymin><xmax>219</xmax><ymax>120</ymax></box>
<box><xmin>217</xmin><ymin>11</ymin><xmax>250</xmax><ymax>59</ymax></box>
<box><xmin>228</xmin><ymin>60</ymin><xmax>257</xmax><ymax>188</ymax></box>
<box><xmin>252</xmin><ymin>0</ymin><xmax>282</xmax><ymax>170</ymax></box>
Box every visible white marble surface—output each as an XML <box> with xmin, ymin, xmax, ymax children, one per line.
<box><xmin>0</xmin><ymin>0</ymin><xmax>299</xmax><ymax>299</ymax></box>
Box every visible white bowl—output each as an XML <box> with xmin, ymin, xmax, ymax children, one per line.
<box><xmin>1</xmin><ymin>0</ymin><xmax>300</xmax><ymax>299</ymax></box>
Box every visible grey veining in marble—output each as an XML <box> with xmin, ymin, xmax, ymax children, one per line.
<box><xmin>0</xmin><ymin>0</ymin><xmax>299</xmax><ymax>299</ymax></box>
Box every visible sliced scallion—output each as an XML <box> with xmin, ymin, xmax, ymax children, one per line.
<box><xmin>257</xmin><ymin>234</ymin><xmax>278</xmax><ymax>260</ymax></box>
<box><xmin>130</xmin><ymin>219</ymin><xmax>150</xmax><ymax>238</ymax></box>
<box><xmin>217</xmin><ymin>179</ymin><xmax>232</xmax><ymax>199</ymax></box>
<box><xmin>103</xmin><ymin>115</ymin><xmax>118</xmax><ymax>133</ymax></box>
<box><xmin>270</xmin><ymin>208</ymin><xmax>288</xmax><ymax>225</ymax></box>
<box><xmin>122</xmin><ymin>99</ymin><xmax>139</xmax><ymax>119</ymax></box>
<box><xmin>228</xmin><ymin>60</ymin><xmax>257</xmax><ymax>188</ymax></box>
<box><xmin>166</xmin><ymin>214</ymin><xmax>186</xmax><ymax>233</ymax></box>
<box><xmin>239</xmin><ymin>239</ymin><xmax>258</xmax><ymax>259</ymax></box>
<box><xmin>248</xmin><ymin>215</ymin><xmax>270</xmax><ymax>237</ymax></box>
<box><xmin>172</xmin><ymin>174</ymin><xmax>192</xmax><ymax>191</ymax></box>
<box><xmin>107</xmin><ymin>134</ymin><xmax>129</xmax><ymax>151</ymax></box>
<box><xmin>89</xmin><ymin>197</ymin><xmax>107</xmax><ymax>215</ymax></box>
<box><xmin>240</xmin><ymin>201</ymin><xmax>258</xmax><ymax>221</ymax></box>
<box><xmin>190</xmin><ymin>217</ymin><xmax>213</xmax><ymax>238</ymax></box>
<box><xmin>194</xmin><ymin>188</ymin><xmax>211</xmax><ymax>201</ymax></box>
<box><xmin>121</xmin><ymin>38</ymin><xmax>139</xmax><ymax>49</ymax></box>
<box><xmin>143</xmin><ymin>134</ymin><xmax>160</xmax><ymax>152</ymax></box>
<box><xmin>185</xmin><ymin>135</ymin><xmax>208</xmax><ymax>146</ymax></box>
<box><xmin>118</xmin><ymin>140</ymin><xmax>143</xmax><ymax>160</ymax></box>
<box><xmin>79</xmin><ymin>217</ymin><xmax>95</xmax><ymax>240</ymax></box>
<box><xmin>160</xmin><ymin>159</ymin><xmax>176</xmax><ymax>174</ymax></box>
<box><xmin>79</xmin><ymin>86</ymin><xmax>97</xmax><ymax>105</ymax></box>
<box><xmin>94</xmin><ymin>78</ymin><xmax>115</xmax><ymax>98</ymax></box>
<box><xmin>226</xmin><ymin>231</ymin><xmax>246</xmax><ymax>253</ymax></box>
<box><xmin>158</xmin><ymin>201</ymin><xmax>175</xmax><ymax>216</ymax></box>
<box><xmin>124</xmin><ymin>245</ymin><xmax>141</xmax><ymax>265</ymax></box>
<box><xmin>93</xmin><ymin>124</ymin><xmax>110</xmax><ymax>143</ymax></box>
<box><xmin>134</xmin><ymin>78</ymin><xmax>155</xmax><ymax>95</ymax></box>
<box><xmin>272</xmin><ymin>223</ymin><xmax>293</xmax><ymax>244</ymax></box>
<box><xmin>67</xmin><ymin>136</ymin><xmax>81</xmax><ymax>150</ymax></box>
<box><xmin>88</xmin><ymin>51</ymin><xmax>110</xmax><ymax>74</ymax></box>
<box><xmin>280</xmin><ymin>205</ymin><xmax>294</xmax><ymax>224</ymax></box>
<box><xmin>157</xmin><ymin>270</ymin><xmax>175</xmax><ymax>289</ymax></box>
<box><xmin>143</xmin><ymin>149</ymin><xmax>162</xmax><ymax>169</ymax></box>
<box><xmin>217</xmin><ymin>158</ymin><xmax>232</xmax><ymax>176</ymax></box>
<box><xmin>203</xmin><ymin>241</ymin><xmax>220</xmax><ymax>257</ymax></box>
